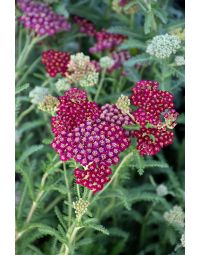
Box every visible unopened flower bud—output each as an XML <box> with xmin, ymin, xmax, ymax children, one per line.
<box><xmin>73</xmin><ymin>198</ymin><xmax>90</xmax><ymax>220</ymax></box>
<box><xmin>38</xmin><ymin>95</ymin><xmax>59</xmax><ymax>115</ymax></box>
<box><xmin>156</xmin><ymin>184</ymin><xmax>168</xmax><ymax>196</ymax></box>
<box><xmin>116</xmin><ymin>95</ymin><xmax>131</xmax><ymax>114</ymax></box>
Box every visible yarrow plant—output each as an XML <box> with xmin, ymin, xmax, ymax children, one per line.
<box><xmin>16</xmin><ymin>1</ymin><xmax>184</xmax><ymax>254</ymax></box>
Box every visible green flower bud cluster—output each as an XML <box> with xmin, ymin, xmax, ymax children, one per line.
<box><xmin>116</xmin><ymin>95</ymin><xmax>131</xmax><ymax>114</ymax></box>
<box><xmin>73</xmin><ymin>198</ymin><xmax>90</xmax><ymax>220</ymax></box>
<box><xmin>38</xmin><ymin>95</ymin><xmax>59</xmax><ymax>115</ymax></box>
<box><xmin>156</xmin><ymin>184</ymin><xmax>168</xmax><ymax>197</ymax></box>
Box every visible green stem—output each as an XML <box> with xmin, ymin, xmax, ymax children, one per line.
<box><xmin>25</xmin><ymin>172</ymin><xmax>49</xmax><ymax>224</ymax></box>
<box><xmin>16</xmin><ymin>185</ymin><xmax>27</xmax><ymax>220</ymax></box>
<box><xmin>16</xmin><ymin>35</ymin><xmax>46</xmax><ymax>70</ymax></box>
<box><xmin>76</xmin><ymin>184</ymin><xmax>81</xmax><ymax>199</ymax></box>
<box><xmin>16</xmin><ymin>104</ymin><xmax>35</xmax><ymax>127</ymax></box>
<box><xmin>44</xmin><ymin>195</ymin><xmax>64</xmax><ymax>214</ymax></box>
<box><xmin>63</xmin><ymin>163</ymin><xmax>72</xmax><ymax>228</ymax></box>
<box><xmin>94</xmin><ymin>68</ymin><xmax>106</xmax><ymax>102</ymax></box>
<box><xmin>139</xmin><ymin>201</ymin><xmax>156</xmax><ymax>248</ymax></box>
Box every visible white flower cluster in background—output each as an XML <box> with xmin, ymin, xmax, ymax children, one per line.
<box><xmin>156</xmin><ymin>184</ymin><xmax>168</xmax><ymax>197</ymax></box>
<box><xmin>164</xmin><ymin>205</ymin><xmax>185</xmax><ymax>227</ymax></box>
<box><xmin>29</xmin><ymin>87</ymin><xmax>49</xmax><ymax>105</ymax></box>
<box><xmin>100</xmin><ymin>56</ymin><xmax>114</xmax><ymax>69</ymax></box>
<box><xmin>146</xmin><ymin>34</ymin><xmax>181</xmax><ymax>59</ymax></box>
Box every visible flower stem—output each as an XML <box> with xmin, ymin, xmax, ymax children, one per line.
<box><xmin>94</xmin><ymin>68</ymin><xmax>106</xmax><ymax>102</ymax></box>
<box><xmin>63</xmin><ymin>163</ymin><xmax>72</xmax><ymax>227</ymax></box>
<box><xmin>16</xmin><ymin>104</ymin><xmax>35</xmax><ymax>127</ymax></box>
<box><xmin>16</xmin><ymin>57</ymin><xmax>40</xmax><ymax>85</ymax></box>
<box><xmin>16</xmin><ymin>35</ymin><xmax>46</xmax><ymax>71</ymax></box>
<box><xmin>26</xmin><ymin>172</ymin><xmax>49</xmax><ymax>224</ymax></box>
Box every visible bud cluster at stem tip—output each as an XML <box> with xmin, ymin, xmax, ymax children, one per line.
<box><xmin>73</xmin><ymin>198</ymin><xmax>90</xmax><ymax>220</ymax></box>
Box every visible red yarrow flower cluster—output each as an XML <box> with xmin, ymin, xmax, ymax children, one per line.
<box><xmin>130</xmin><ymin>80</ymin><xmax>178</xmax><ymax>155</ymax></box>
<box><xmin>133</xmin><ymin>127</ymin><xmax>174</xmax><ymax>156</ymax></box>
<box><xmin>73</xmin><ymin>15</ymin><xmax>97</xmax><ymax>37</ymax></box>
<box><xmin>89</xmin><ymin>29</ymin><xmax>127</xmax><ymax>53</ymax></box>
<box><xmin>51</xmin><ymin>88</ymin><xmax>101</xmax><ymax>136</ymax></box>
<box><xmin>51</xmin><ymin>88</ymin><xmax>130</xmax><ymax>167</ymax></box>
<box><xmin>17</xmin><ymin>0</ymin><xmax>71</xmax><ymax>36</ymax></box>
<box><xmin>52</xmin><ymin>119</ymin><xmax>130</xmax><ymax>166</ymax></box>
<box><xmin>42</xmin><ymin>50</ymin><xmax>70</xmax><ymax>77</ymax></box>
<box><xmin>74</xmin><ymin>163</ymin><xmax>112</xmax><ymax>193</ymax></box>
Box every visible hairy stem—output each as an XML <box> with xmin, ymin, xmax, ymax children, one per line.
<box><xmin>63</xmin><ymin>163</ymin><xmax>72</xmax><ymax>227</ymax></box>
<box><xmin>16</xmin><ymin>104</ymin><xmax>35</xmax><ymax>127</ymax></box>
<box><xmin>26</xmin><ymin>172</ymin><xmax>49</xmax><ymax>224</ymax></box>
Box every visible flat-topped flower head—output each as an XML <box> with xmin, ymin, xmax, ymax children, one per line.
<box><xmin>38</xmin><ymin>95</ymin><xmax>59</xmax><ymax>115</ymax></box>
<box><xmin>29</xmin><ymin>87</ymin><xmax>49</xmax><ymax>105</ymax></box>
<box><xmin>74</xmin><ymin>163</ymin><xmax>112</xmax><ymax>193</ymax></box>
<box><xmin>42</xmin><ymin>50</ymin><xmax>70</xmax><ymax>77</ymax></box>
<box><xmin>52</xmin><ymin>119</ymin><xmax>130</xmax><ymax>166</ymax></box>
<box><xmin>116</xmin><ymin>95</ymin><xmax>131</xmax><ymax>115</ymax></box>
<box><xmin>146</xmin><ymin>34</ymin><xmax>181</xmax><ymax>59</ymax></box>
<box><xmin>65</xmin><ymin>53</ymin><xmax>99</xmax><ymax>87</ymax></box>
<box><xmin>89</xmin><ymin>29</ymin><xmax>127</xmax><ymax>53</ymax></box>
<box><xmin>130</xmin><ymin>80</ymin><xmax>178</xmax><ymax>155</ymax></box>
<box><xmin>51</xmin><ymin>88</ymin><xmax>101</xmax><ymax>136</ymax></box>
<box><xmin>130</xmin><ymin>80</ymin><xmax>175</xmax><ymax>127</ymax></box>
<box><xmin>73</xmin><ymin>16</ymin><xmax>97</xmax><ymax>36</ymax></box>
<box><xmin>17</xmin><ymin>0</ymin><xmax>71</xmax><ymax>36</ymax></box>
